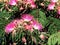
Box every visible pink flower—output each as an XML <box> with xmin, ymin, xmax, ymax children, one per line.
<box><xmin>57</xmin><ymin>6</ymin><xmax>60</xmax><ymax>15</ymax></box>
<box><xmin>9</xmin><ymin>0</ymin><xmax>17</xmax><ymax>5</ymax></box>
<box><xmin>30</xmin><ymin>20</ymin><xmax>43</xmax><ymax>31</ymax></box>
<box><xmin>50</xmin><ymin>0</ymin><xmax>58</xmax><ymax>3</ymax></box>
<box><xmin>47</xmin><ymin>3</ymin><xmax>55</xmax><ymax>10</ymax></box>
<box><xmin>33</xmin><ymin>23</ymin><xmax>43</xmax><ymax>30</ymax></box>
<box><xmin>5</xmin><ymin>22</ymin><xmax>17</xmax><ymax>34</ymax></box>
<box><xmin>21</xmin><ymin>14</ymin><xmax>33</xmax><ymax>22</ymax></box>
<box><xmin>31</xmin><ymin>3</ymin><xmax>36</xmax><ymax>8</ymax></box>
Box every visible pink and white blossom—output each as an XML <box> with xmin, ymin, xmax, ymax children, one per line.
<box><xmin>21</xmin><ymin>14</ymin><xmax>33</xmax><ymax>22</ymax></box>
<box><xmin>9</xmin><ymin>0</ymin><xmax>17</xmax><ymax>5</ymax></box>
<box><xmin>30</xmin><ymin>3</ymin><xmax>36</xmax><ymax>8</ymax></box>
<box><xmin>50</xmin><ymin>0</ymin><xmax>58</xmax><ymax>3</ymax></box>
<box><xmin>30</xmin><ymin>20</ymin><xmax>43</xmax><ymax>30</ymax></box>
<box><xmin>5</xmin><ymin>22</ymin><xmax>17</xmax><ymax>34</ymax></box>
<box><xmin>47</xmin><ymin>3</ymin><xmax>55</xmax><ymax>10</ymax></box>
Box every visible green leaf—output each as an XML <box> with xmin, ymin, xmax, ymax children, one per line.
<box><xmin>48</xmin><ymin>17</ymin><xmax>60</xmax><ymax>34</ymax></box>
<box><xmin>29</xmin><ymin>9</ymin><xmax>39</xmax><ymax>18</ymax></box>
<box><xmin>48</xmin><ymin>32</ymin><xmax>60</xmax><ymax>45</ymax></box>
<box><xmin>0</xmin><ymin>10</ymin><xmax>12</xmax><ymax>20</ymax></box>
<box><xmin>38</xmin><ymin>10</ymin><xmax>49</xmax><ymax>27</ymax></box>
<box><xmin>44</xmin><ymin>1</ymin><xmax>50</xmax><ymax>6</ymax></box>
<box><xmin>11</xmin><ymin>6</ymin><xmax>18</xmax><ymax>11</ymax></box>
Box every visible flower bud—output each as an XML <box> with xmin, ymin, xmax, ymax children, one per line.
<box><xmin>22</xmin><ymin>37</ymin><xmax>26</xmax><ymax>43</ymax></box>
<box><xmin>39</xmin><ymin>34</ymin><xmax>45</xmax><ymax>40</ymax></box>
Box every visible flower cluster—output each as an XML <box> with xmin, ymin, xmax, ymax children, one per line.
<box><xmin>47</xmin><ymin>0</ymin><xmax>58</xmax><ymax>10</ymax></box>
<box><xmin>1</xmin><ymin>0</ymin><xmax>60</xmax><ymax>45</ymax></box>
<box><xmin>5</xmin><ymin>14</ymin><xmax>43</xmax><ymax>34</ymax></box>
<box><xmin>9</xmin><ymin>0</ymin><xmax>36</xmax><ymax>9</ymax></box>
<box><xmin>5</xmin><ymin>21</ymin><xmax>17</xmax><ymax>34</ymax></box>
<box><xmin>47</xmin><ymin>2</ymin><xmax>55</xmax><ymax>10</ymax></box>
<box><xmin>47</xmin><ymin>0</ymin><xmax>60</xmax><ymax>15</ymax></box>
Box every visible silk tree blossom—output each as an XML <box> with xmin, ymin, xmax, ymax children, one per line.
<box><xmin>47</xmin><ymin>3</ymin><xmax>55</xmax><ymax>10</ymax></box>
<box><xmin>30</xmin><ymin>20</ymin><xmax>43</xmax><ymax>31</ymax></box>
<box><xmin>57</xmin><ymin>6</ymin><xmax>60</xmax><ymax>15</ymax></box>
<box><xmin>30</xmin><ymin>3</ymin><xmax>36</xmax><ymax>8</ymax></box>
<box><xmin>9</xmin><ymin>0</ymin><xmax>17</xmax><ymax>5</ymax></box>
<box><xmin>5</xmin><ymin>22</ymin><xmax>17</xmax><ymax>34</ymax></box>
<box><xmin>50</xmin><ymin>0</ymin><xmax>58</xmax><ymax>3</ymax></box>
<box><xmin>33</xmin><ymin>23</ymin><xmax>43</xmax><ymax>30</ymax></box>
<box><xmin>21</xmin><ymin>14</ymin><xmax>33</xmax><ymax>22</ymax></box>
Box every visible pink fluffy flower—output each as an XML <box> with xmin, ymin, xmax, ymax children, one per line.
<box><xmin>33</xmin><ymin>23</ymin><xmax>43</xmax><ymax>30</ymax></box>
<box><xmin>31</xmin><ymin>3</ymin><xmax>36</xmax><ymax>8</ymax></box>
<box><xmin>5</xmin><ymin>22</ymin><xmax>17</xmax><ymax>34</ymax></box>
<box><xmin>57</xmin><ymin>6</ymin><xmax>60</xmax><ymax>15</ymax></box>
<box><xmin>9</xmin><ymin>0</ymin><xmax>17</xmax><ymax>5</ymax></box>
<box><xmin>47</xmin><ymin>3</ymin><xmax>55</xmax><ymax>10</ymax></box>
<box><xmin>30</xmin><ymin>20</ymin><xmax>43</xmax><ymax>31</ymax></box>
<box><xmin>50</xmin><ymin>0</ymin><xmax>58</xmax><ymax>3</ymax></box>
<box><xmin>21</xmin><ymin>14</ymin><xmax>33</xmax><ymax>22</ymax></box>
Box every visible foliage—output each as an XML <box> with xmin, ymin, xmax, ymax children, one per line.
<box><xmin>48</xmin><ymin>32</ymin><xmax>60</xmax><ymax>45</ymax></box>
<box><xmin>0</xmin><ymin>0</ymin><xmax>60</xmax><ymax>45</ymax></box>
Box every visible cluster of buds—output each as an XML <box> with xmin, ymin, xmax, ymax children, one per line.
<box><xmin>8</xmin><ymin>0</ymin><xmax>36</xmax><ymax>9</ymax></box>
<box><xmin>47</xmin><ymin>0</ymin><xmax>60</xmax><ymax>18</ymax></box>
<box><xmin>5</xmin><ymin>14</ymin><xmax>43</xmax><ymax>34</ymax></box>
<box><xmin>22</xmin><ymin>37</ymin><xmax>27</xmax><ymax>44</ymax></box>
